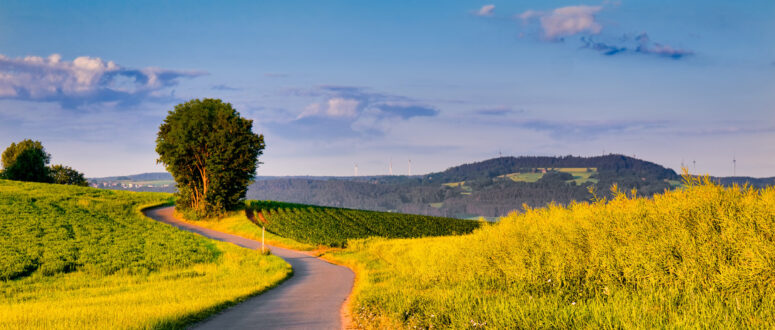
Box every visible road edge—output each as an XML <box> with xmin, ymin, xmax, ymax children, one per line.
<box><xmin>144</xmin><ymin>204</ymin><xmax>356</xmax><ymax>329</ymax></box>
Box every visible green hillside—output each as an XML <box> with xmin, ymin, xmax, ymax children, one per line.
<box><xmin>325</xmin><ymin>177</ymin><xmax>775</xmax><ymax>328</ymax></box>
<box><xmin>0</xmin><ymin>180</ymin><xmax>290</xmax><ymax>329</ymax></box>
<box><xmin>246</xmin><ymin>200</ymin><xmax>481</xmax><ymax>247</ymax></box>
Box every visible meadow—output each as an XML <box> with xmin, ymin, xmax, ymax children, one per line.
<box><xmin>0</xmin><ymin>180</ymin><xmax>290</xmax><ymax>329</ymax></box>
<box><xmin>499</xmin><ymin>167</ymin><xmax>599</xmax><ymax>185</ymax></box>
<box><xmin>246</xmin><ymin>200</ymin><xmax>481</xmax><ymax>247</ymax></box>
<box><xmin>324</xmin><ymin>175</ymin><xmax>775</xmax><ymax>328</ymax></box>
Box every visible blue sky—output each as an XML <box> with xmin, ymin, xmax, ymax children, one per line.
<box><xmin>0</xmin><ymin>0</ymin><xmax>773</xmax><ymax>177</ymax></box>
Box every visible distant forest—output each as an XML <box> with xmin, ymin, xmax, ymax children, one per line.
<box><xmin>90</xmin><ymin>154</ymin><xmax>775</xmax><ymax>219</ymax></box>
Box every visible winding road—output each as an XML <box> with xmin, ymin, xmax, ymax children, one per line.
<box><xmin>143</xmin><ymin>206</ymin><xmax>354</xmax><ymax>330</ymax></box>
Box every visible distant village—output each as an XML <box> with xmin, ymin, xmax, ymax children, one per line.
<box><xmin>90</xmin><ymin>181</ymin><xmax>174</xmax><ymax>191</ymax></box>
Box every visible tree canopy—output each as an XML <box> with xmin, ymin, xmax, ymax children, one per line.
<box><xmin>1</xmin><ymin>139</ymin><xmax>51</xmax><ymax>182</ymax></box>
<box><xmin>156</xmin><ymin>98</ymin><xmax>265</xmax><ymax>218</ymax></box>
<box><xmin>50</xmin><ymin>164</ymin><xmax>88</xmax><ymax>186</ymax></box>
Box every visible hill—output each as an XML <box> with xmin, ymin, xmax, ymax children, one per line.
<box><xmin>324</xmin><ymin>177</ymin><xmax>775</xmax><ymax>328</ymax></box>
<box><xmin>0</xmin><ymin>180</ymin><xmax>289</xmax><ymax>329</ymax></box>
<box><xmin>713</xmin><ymin>176</ymin><xmax>775</xmax><ymax>188</ymax></box>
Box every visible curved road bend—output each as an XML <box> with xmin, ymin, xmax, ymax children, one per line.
<box><xmin>143</xmin><ymin>206</ymin><xmax>354</xmax><ymax>330</ymax></box>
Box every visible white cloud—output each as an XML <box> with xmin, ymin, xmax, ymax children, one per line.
<box><xmin>297</xmin><ymin>97</ymin><xmax>361</xmax><ymax>119</ymax></box>
<box><xmin>0</xmin><ymin>53</ymin><xmax>204</xmax><ymax>107</ymax></box>
<box><xmin>518</xmin><ymin>5</ymin><xmax>603</xmax><ymax>40</ymax></box>
<box><xmin>476</xmin><ymin>4</ymin><xmax>495</xmax><ymax>17</ymax></box>
<box><xmin>326</xmin><ymin>97</ymin><xmax>360</xmax><ymax>117</ymax></box>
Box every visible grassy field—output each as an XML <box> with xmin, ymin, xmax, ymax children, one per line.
<box><xmin>500</xmin><ymin>167</ymin><xmax>599</xmax><ymax>185</ymax></box>
<box><xmin>246</xmin><ymin>200</ymin><xmax>480</xmax><ymax>247</ymax></box>
<box><xmin>324</xmin><ymin>176</ymin><xmax>775</xmax><ymax>328</ymax></box>
<box><xmin>0</xmin><ymin>180</ymin><xmax>290</xmax><ymax>329</ymax></box>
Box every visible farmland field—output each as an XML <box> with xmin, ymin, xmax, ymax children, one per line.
<box><xmin>498</xmin><ymin>167</ymin><xmax>599</xmax><ymax>184</ymax></box>
<box><xmin>0</xmin><ymin>180</ymin><xmax>290</xmax><ymax>329</ymax></box>
<box><xmin>324</xmin><ymin>176</ymin><xmax>775</xmax><ymax>328</ymax></box>
<box><xmin>246</xmin><ymin>200</ymin><xmax>480</xmax><ymax>247</ymax></box>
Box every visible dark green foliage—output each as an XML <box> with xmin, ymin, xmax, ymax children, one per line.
<box><xmin>1</xmin><ymin>139</ymin><xmax>51</xmax><ymax>183</ymax></box>
<box><xmin>0</xmin><ymin>180</ymin><xmax>216</xmax><ymax>281</ymax></box>
<box><xmin>247</xmin><ymin>200</ymin><xmax>481</xmax><ymax>247</ymax></box>
<box><xmin>156</xmin><ymin>99</ymin><xmax>265</xmax><ymax>218</ymax></box>
<box><xmin>49</xmin><ymin>164</ymin><xmax>88</xmax><ymax>186</ymax></box>
<box><xmin>421</xmin><ymin>154</ymin><xmax>680</xmax><ymax>184</ymax></box>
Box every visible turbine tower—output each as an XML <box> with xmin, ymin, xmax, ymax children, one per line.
<box><xmin>408</xmin><ymin>159</ymin><xmax>412</xmax><ymax>176</ymax></box>
<box><xmin>354</xmin><ymin>164</ymin><xmax>358</xmax><ymax>177</ymax></box>
<box><xmin>389</xmin><ymin>159</ymin><xmax>393</xmax><ymax>175</ymax></box>
<box><xmin>733</xmin><ymin>155</ymin><xmax>737</xmax><ymax>177</ymax></box>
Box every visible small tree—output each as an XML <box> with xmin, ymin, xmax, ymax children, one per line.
<box><xmin>156</xmin><ymin>98</ymin><xmax>265</xmax><ymax>218</ymax></box>
<box><xmin>1</xmin><ymin>139</ymin><xmax>52</xmax><ymax>183</ymax></box>
<box><xmin>50</xmin><ymin>165</ymin><xmax>88</xmax><ymax>186</ymax></box>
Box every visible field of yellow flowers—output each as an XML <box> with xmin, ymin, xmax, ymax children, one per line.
<box><xmin>327</xmin><ymin>175</ymin><xmax>775</xmax><ymax>328</ymax></box>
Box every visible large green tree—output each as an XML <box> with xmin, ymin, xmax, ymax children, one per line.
<box><xmin>49</xmin><ymin>164</ymin><xmax>88</xmax><ymax>186</ymax></box>
<box><xmin>1</xmin><ymin>139</ymin><xmax>52</xmax><ymax>182</ymax></box>
<box><xmin>156</xmin><ymin>98</ymin><xmax>265</xmax><ymax>218</ymax></box>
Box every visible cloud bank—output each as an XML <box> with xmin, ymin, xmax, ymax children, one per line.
<box><xmin>509</xmin><ymin>5</ymin><xmax>693</xmax><ymax>59</ymax></box>
<box><xmin>0</xmin><ymin>53</ymin><xmax>204</xmax><ymax>107</ymax></box>
<box><xmin>269</xmin><ymin>86</ymin><xmax>439</xmax><ymax>139</ymax></box>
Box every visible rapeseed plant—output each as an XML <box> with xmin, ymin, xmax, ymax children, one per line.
<box><xmin>327</xmin><ymin>174</ymin><xmax>775</xmax><ymax>328</ymax></box>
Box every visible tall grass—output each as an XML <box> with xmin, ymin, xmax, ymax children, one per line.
<box><xmin>0</xmin><ymin>180</ymin><xmax>291</xmax><ymax>329</ymax></box>
<box><xmin>326</xmin><ymin>176</ymin><xmax>775</xmax><ymax>328</ymax></box>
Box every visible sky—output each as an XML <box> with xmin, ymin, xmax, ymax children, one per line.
<box><xmin>0</xmin><ymin>0</ymin><xmax>773</xmax><ymax>178</ymax></box>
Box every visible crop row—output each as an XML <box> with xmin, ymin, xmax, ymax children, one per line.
<box><xmin>246</xmin><ymin>200</ymin><xmax>480</xmax><ymax>247</ymax></box>
<box><xmin>0</xmin><ymin>180</ymin><xmax>216</xmax><ymax>280</ymax></box>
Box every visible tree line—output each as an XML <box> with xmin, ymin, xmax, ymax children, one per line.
<box><xmin>1</xmin><ymin>139</ymin><xmax>87</xmax><ymax>186</ymax></box>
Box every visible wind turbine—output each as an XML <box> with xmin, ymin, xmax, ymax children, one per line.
<box><xmin>733</xmin><ymin>155</ymin><xmax>737</xmax><ymax>177</ymax></box>
<box><xmin>354</xmin><ymin>164</ymin><xmax>358</xmax><ymax>177</ymax></box>
<box><xmin>408</xmin><ymin>159</ymin><xmax>412</xmax><ymax>176</ymax></box>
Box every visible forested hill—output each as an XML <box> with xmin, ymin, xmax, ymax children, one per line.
<box><xmin>713</xmin><ymin>176</ymin><xmax>775</xmax><ymax>188</ymax></box>
<box><xmin>419</xmin><ymin>155</ymin><xmax>679</xmax><ymax>184</ymax></box>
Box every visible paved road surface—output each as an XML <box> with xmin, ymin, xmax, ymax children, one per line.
<box><xmin>144</xmin><ymin>206</ymin><xmax>354</xmax><ymax>330</ymax></box>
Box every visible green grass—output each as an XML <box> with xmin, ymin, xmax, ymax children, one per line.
<box><xmin>246</xmin><ymin>200</ymin><xmax>481</xmax><ymax>247</ymax></box>
<box><xmin>501</xmin><ymin>172</ymin><xmax>544</xmax><ymax>182</ymax></box>
<box><xmin>0</xmin><ymin>180</ymin><xmax>291</xmax><ymax>329</ymax></box>
<box><xmin>324</xmin><ymin>177</ymin><xmax>775</xmax><ymax>328</ymax></box>
<box><xmin>500</xmin><ymin>167</ymin><xmax>598</xmax><ymax>185</ymax></box>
